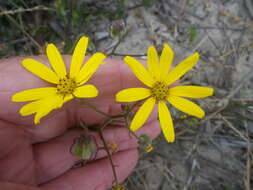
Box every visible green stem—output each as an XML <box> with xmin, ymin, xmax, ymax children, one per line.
<box><xmin>78</xmin><ymin>100</ymin><xmax>111</xmax><ymax>118</ymax></box>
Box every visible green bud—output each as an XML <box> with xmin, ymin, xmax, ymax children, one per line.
<box><xmin>110</xmin><ymin>21</ymin><xmax>125</xmax><ymax>37</ymax></box>
<box><xmin>72</xmin><ymin>135</ymin><xmax>97</xmax><ymax>160</ymax></box>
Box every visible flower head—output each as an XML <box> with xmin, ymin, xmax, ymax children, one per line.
<box><xmin>12</xmin><ymin>36</ymin><xmax>106</xmax><ymax>124</ymax></box>
<box><xmin>116</xmin><ymin>44</ymin><xmax>213</xmax><ymax>142</ymax></box>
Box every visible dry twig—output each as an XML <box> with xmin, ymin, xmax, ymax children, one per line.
<box><xmin>0</xmin><ymin>5</ymin><xmax>53</xmax><ymax>16</ymax></box>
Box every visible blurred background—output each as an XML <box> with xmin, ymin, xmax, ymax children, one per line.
<box><xmin>0</xmin><ymin>0</ymin><xmax>253</xmax><ymax>189</ymax></box>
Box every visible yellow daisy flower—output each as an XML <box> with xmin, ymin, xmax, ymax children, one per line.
<box><xmin>12</xmin><ymin>36</ymin><xmax>106</xmax><ymax>124</ymax></box>
<box><xmin>116</xmin><ymin>44</ymin><xmax>213</xmax><ymax>142</ymax></box>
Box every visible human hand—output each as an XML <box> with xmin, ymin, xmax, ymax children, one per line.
<box><xmin>0</xmin><ymin>57</ymin><xmax>161</xmax><ymax>190</ymax></box>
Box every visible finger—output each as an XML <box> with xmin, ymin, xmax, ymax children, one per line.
<box><xmin>0</xmin><ymin>121</ymin><xmax>37</xmax><ymax>185</ymax></box>
<box><xmin>41</xmin><ymin>149</ymin><xmax>138</xmax><ymax>190</ymax></box>
<box><xmin>34</xmin><ymin>119</ymin><xmax>160</xmax><ymax>184</ymax></box>
<box><xmin>25</xmin><ymin>103</ymin><xmax>111</xmax><ymax>142</ymax></box>
<box><xmin>26</xmin><ymin>101</ymin><xmax>158</xmax><ymax>143</ymax></box>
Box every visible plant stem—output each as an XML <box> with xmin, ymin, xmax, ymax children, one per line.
<box><xmin>78</xmin><ymin>100</ymin><xmax>111</xmax><ymax>118</ymax></box>
<box><xmin>98</xmin><ymin>128</ymin><xmax>119</xmax><ymax>186</ymax></box>
<box><xmin>78</xmin><ymin>100</ymin><xmax>144</xmax><ymax>186</ymax></box>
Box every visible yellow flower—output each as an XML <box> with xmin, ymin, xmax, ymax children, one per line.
<box><xmin>116</xmin><ymin>44</ymin><xmax>213</xmax><ymax>142</ymax></box>
<box><xmin>12</xmin><ymin>36</ymin><xmax>106</xmax><ymax>124</ymax></box>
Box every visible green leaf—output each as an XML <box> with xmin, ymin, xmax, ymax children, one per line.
<box><xmin>188</xmin><ymin>27</ymin><xmax>198</xmax><ymax>43</ymax></box>
<box><xmin>183</xmin><ymin>118</ymin><xmax>198</xmax><ymax>127</ymax></box>
<box><xmin>143</xmin><ymin>0</ymin><xmax>154</xmax><ymax>8</ymax></box>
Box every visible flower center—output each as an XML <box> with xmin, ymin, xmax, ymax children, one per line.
<box><xmin>151</xmin><ymin>81</ymin><xmax>169</xmax><ymax>101</ymax></box>
<box><xmin>56</xmin><ymin>75</ymin><xmax>77</xmax><ymax>95</ymax></box>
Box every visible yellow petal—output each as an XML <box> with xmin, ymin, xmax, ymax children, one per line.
<box><xmin>130</xmin><ymin>97</ymin><xmax>156</xmax><ymax>131</ymax></box>
<box><xmin>22</xmin><ymin>58</ymin><xmax>59</xmax><ymax>84</ymax></box>
<box><xmin>169</xmin><ymin>86</ymin><xmax>214</xmax><ymax>98</ymax></box>
<box><xmin>70</xmin><ymin>36</ymin><xmax>89</xmax><ymax>78</ymax></box>
<box><xmin>34</xmin><ymin>107</ymin><xmax>52</xmax><ymax>124</ymax></box>
<box><xmin>76</xmin><ymin>53</ymin><xmax>106</xmax><ymax>85</ymax></box>
<box><xmin>164</xmin><ymin>53</ymin><xmax>199</xmax><ymax>86</ymax></box>
<box><xmin>73</xmin><ymin>85</ymin><xmax>98</xmax><ymax>98</ymax></box>
<box><xmin>124</xmin><ymin>56</ymin><xmax>155</xmax><ymax>87</ymax></box>
<box><xmin>20</xmin><ymin>100</ymin><xmax>42</xmax><ymax>116</ymax></box>
<box><xmin>63</xmin><ymin>94</ymin><xmax>74</xmax><ymax>104</ymax></box>
<box><xmin>55</xmin><ymin>95</ymin><xmax>64</xmax><ymax>109</ymax></box>
<box><xmin>147</xmin><ymin>46</ymin><xmax>159</xmax><ymax>78</ymax></box>
<box><xmin>34</xmin><ymin>95</ymin><xmax>63</xmax><ymax>124</ymax></box>
<box><xmin>167</xmin><ymin>95</ymin><xmax>205</xmax><ymax>118</ymax></box>
<box><xmin>159</xmin><ymin>44</ymin><xmax>174</xmax><ymax>80</ymax></box>
<box><xmin>158</xmin><ymin>101</ymin><xmax>175</xmax><ymax>142</ymax></box>
<box><xmin>19</xmin><ymin>94</ymin><xmax>64</xmax><ymax>124</ymax></box>
<box><xmin>116</xmin><ymin>88</ymin><xmax>151</xmax><ymax>102</ymax></box>
<box><xmin>46</xmin><ymin>44</ymin><xmax>66</xmax><ymax>78</ymax></box>
<box><xmin>12</xmin><ymin>87</ymin><xmax>57</xmax><ymax>102</ymax></box>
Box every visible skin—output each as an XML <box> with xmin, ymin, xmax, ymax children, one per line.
<box><xmin>0</xmin><ymin>56</ymin><xmax>161</xmax><ymax>190</ymax></box>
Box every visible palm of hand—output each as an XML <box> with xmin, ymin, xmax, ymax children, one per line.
<box><xmin>0</xmin><ymin>109</ymin><xmax>141</xmax><ymax>190</ymax></box>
